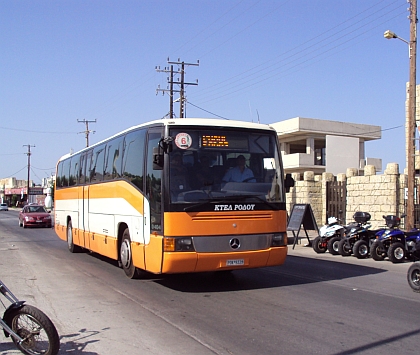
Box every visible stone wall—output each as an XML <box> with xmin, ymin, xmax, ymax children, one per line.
<box><xmin>286</xmin><ymin>171</ymin><xmax>323</xmax><ymax>227</ymax></box>
<box><xmin>286</xmin><ymin>163</ymin><xmax>407</xmax><ymax>230</ymax></box>
<box><xmin>346</xmin><ymin>163</ymin><xmax>402</xmax><ymax>229</ymax></box>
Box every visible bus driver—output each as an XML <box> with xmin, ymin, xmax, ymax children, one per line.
<box><xmin>222</xmin><ymin>155</ymin><xmax>255</xmax><ymax>183</ymax></box>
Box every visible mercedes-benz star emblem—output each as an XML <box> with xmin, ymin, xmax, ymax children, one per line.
<box><xmin>229</xmin><ymin>238</ymin><xmax>240</xmax><ymax>250</ymax></box>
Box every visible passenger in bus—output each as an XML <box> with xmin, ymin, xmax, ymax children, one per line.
<box><xmin>222</xmin><ymin>155</ymin><xmax>256</xmax><ymax>183</ymax></box>
<box><xmin>193</xmin><ymin>155</ymin><xmax>215</xmax><ymax>188</ymax></box>
<box><xmin>170</xmin><ymin>152</ymin><xmax>189</xmax><ymax>191</ymax></box>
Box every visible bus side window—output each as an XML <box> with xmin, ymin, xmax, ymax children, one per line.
<box><xmin>70</xmin><ymin>157</ymin><xmax>79</xmax><ymax>186</ymax></box>
<box><xmin>122</xmin><ymin>129</ymin><xmax>146</xmax><ymax>191</ymax></box>
<box><xmin>104</xmin><ymin>136</ymin><xmax>124</xmax><ymax>180</ymax></box>
<box><xmin>68</xmin><ymin>157</ymin><xmax>76</xmax><ymax>186</ymax></box>
<box><xmin>90</xmin><ymin>144</ymin><xmax>105</xmax><ymax>183</ymax></box>
<box><xmin>61</xmin><ymin>158</ymin><xmax>71</xmax><ymax>187</ymax></box>
<box><xmin>56</xmin><ymin>162</ymin><xmax>63</xmax><ymax>188</ymax></box>
<box><xmin>79</xmin><ymin>151</ymin><xmax>91</xmax><ymax>184</ymax></box>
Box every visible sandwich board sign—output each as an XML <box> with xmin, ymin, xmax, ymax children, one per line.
<box><xmin>287</xmin><ymin>204</ymin><xmax>319</xmax><ymax>249</ymax></box>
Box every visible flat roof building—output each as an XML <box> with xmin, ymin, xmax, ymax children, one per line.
<box><xmin>270</xmin><ymin>117</ymin><xmax>382</xmax><ymax>176</ymax></box>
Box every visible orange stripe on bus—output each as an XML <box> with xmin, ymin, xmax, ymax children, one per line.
<box><xmin>55</xmin><ymin>181</ymin><xmax>144</xmax><ymax>214</ymax></box>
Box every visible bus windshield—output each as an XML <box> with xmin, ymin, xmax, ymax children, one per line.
<box><xmin>168</xmin><ymin>128</ymin><xmax>284</xmax><ymax>204</ymax></box>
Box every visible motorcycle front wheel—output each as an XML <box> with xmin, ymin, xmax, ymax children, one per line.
<box><xmin>388</xmin><ymin>242</ymin><xmax>405</xmax><ymax>263</ymax></box>
<box><xmin>353</xmin><ymin>240</ymin><xmax>369</xmax><ymax>259</ymax></box>
<box><xmin>338</xmin><ymin>238</ymin><xmax>352</xmax><ymax>256</ymax></box>
<box><xmin>312</xmin><ymin>236</ymin><xmax>327</xmax><ymax>253</ymax></box>
<box><xmin>407</xmin><ymin>262</ymin><xmax>420</xmax><ymax>292</ymax></box>
<box><xmin>327</xmin><ymin>236</ymin><xmax>341</xmax><ymax>255</ymax></box>
<box><xmin>370</xmin><ymin>240</ymin><xmax>385</xmax><ymax>261</ymax></box>
<box><xmin>9</xmin><ymin>305</ymin><xmax>60</xmax><ymax>355</ymax></box>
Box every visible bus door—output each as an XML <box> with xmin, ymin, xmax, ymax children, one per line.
<box><xmin>144</xmin><ymin>129</ymin><xmax>163</xmax><ymax>273</ymax></box>
<box><xmin>78</xmin><ymin>150</ymin><xmax>92</xmax><ymax>249</ymax></box>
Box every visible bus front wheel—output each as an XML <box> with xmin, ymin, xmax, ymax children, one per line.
<box><xmin>120</xmin><ymin>228</ymin><xmax>141</xmax><ymax>279</ymax></box>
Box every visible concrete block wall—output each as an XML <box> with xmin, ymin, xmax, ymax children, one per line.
<box><xmin>286</xmin><ymin>171</ymin><xmax>323</xmax><ymax>228</ymax></box>
<box><xmin>286</xmin><ymin>162</ymin><xmax>406</xmax><ymax>230</ymax></box>
<box><xmin>346</xmin><ymin>163</ymin><xmax>400</xmax><ymax>229</ymax></box>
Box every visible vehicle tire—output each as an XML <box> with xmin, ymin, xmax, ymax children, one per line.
<box><xmin>8</xmin><ymin>304</ymin><xmax>60</xmax><ymax>355</ymax></box>
<box><xmin>407</xmin><ymin>262</ymin><xmax>420</xmax><ymax>292</ymax></box>
<box><xmin>327</xmin><ymin>236</ymin><xmax>342</xmax><ymax>255</ymax></box>
<box><xmin>67</xmin><ymin>220</ymin><xmax>82</xmax><ymax>253</ymax></box>
<box><xmin>120</xmin><ymin>228</ymin><xmax>142</xmax><ymax>279</ymax></box>
<box><xmin>370</xmin><ymin>240</ymin><xmax>385</xmax><ymax>261</ymax></box>
<box><xmin>312</xmin><ymin>236</ymin><xmax>327</xmax><ymax>253</ymax></box>
<box><xmin>337</xmin><ymin>238</ymin><xmax>352</xmax><ymax>256</ymax></box>
<box><xmin>388</xmin><ymin>242</ymin><xmax>406</xmax><ymax>263</ymax></box>
<box><xmin>353</xmin><ymin>240</ymin><xmax>369</xmax><ymax>259</ymax></box>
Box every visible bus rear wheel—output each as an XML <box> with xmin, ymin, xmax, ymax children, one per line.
<box><xmin>120</xmin><ymin>228</ymin><xmax>142</xmax><ymax>279</ymax></box>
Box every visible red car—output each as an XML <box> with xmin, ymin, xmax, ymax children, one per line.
<box><xmin>19</xmin><ymin>205</ymin><xmax>52</xmax><ymax>228</ymax></box>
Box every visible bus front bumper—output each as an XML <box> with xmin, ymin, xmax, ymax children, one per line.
<box><xmin>161</xmin><ymin>246</ymin><xmax>287</xmax><ymax>274</ymax></box>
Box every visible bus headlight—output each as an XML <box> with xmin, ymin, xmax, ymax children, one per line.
<box><xmin>164</xmin><ymin>237</ymin><xmax>195</xmax><ymax>252</ymax></box>
<box><xmin>271</xmin><ymin>233</ymin><xmax>287</xmax><ymax>247</ymax></box>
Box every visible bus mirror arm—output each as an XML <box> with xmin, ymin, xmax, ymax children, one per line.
<box><xmin>160</xmin><ymin>137</ymin><xmax>173</xmax><ymax>154</ymax></box>
<box><xmin>284</xmin><ymin>173</ymin><xmax>294</xmax><ymax>193</ymax></box>
<box><xmin>153</xmin><ymin>147</ymin><xmax>164</xmax><ymax>170</ymax></box>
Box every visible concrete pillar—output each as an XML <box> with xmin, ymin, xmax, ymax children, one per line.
<box><xmin>364</xmin><ymin>165</ymin><xmax>376</xmax><ymax>176</ymax></box>
<box><xmin>346</xmin><ymin>168</ymin><xmax>358</xmax><ymax>177</ymax></box>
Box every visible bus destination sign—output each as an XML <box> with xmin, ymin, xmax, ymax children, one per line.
<box><xmin>201</xmin><ymin>135</ymin><xmax>229</xmax><ymax>148</ymax></box>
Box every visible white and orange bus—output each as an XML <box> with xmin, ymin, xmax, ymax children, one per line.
<box><xmin>54</xmin><ymin>118</ymin><xmax>292</xmax><ymax>278</ymax></box>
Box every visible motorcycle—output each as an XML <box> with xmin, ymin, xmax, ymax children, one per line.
<box><xmin>0</xmin><ymin>279</ymin><xmax>60</xmax><ymax>355</ymax></box>
<box><xmin>337</xmin><ymin>212</ymin><xmax>385</xmax><ymax>258</ymax></box>
<box><xmin>312</xmin><ymin>215</ymin><xmax>359</xmax><ymax>255</ymax></box>
<box><xmin>370</xmin><ymin>215</ymin><xmax>420</xmax><ymax>263</ymax></box>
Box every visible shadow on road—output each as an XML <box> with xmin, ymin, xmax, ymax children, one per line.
<box><xmin>0</xmin><ymin>327</ymin><xmax>104</xmax><ymax>354</ymax></box>
<box><xmin>153</xmin><ymin>254</ymin><xmax>387</xmax><ymax>293</ymax></box>
<box><xmin>58</xmin><ymin>327</ymin><xmax>108</xmax><ymax>354</ymax></box>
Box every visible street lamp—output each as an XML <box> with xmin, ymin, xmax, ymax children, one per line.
<box><xmin>384</xmin><ymin>0</ymin><xmax>417</xmax><ymax>230</ymax></box>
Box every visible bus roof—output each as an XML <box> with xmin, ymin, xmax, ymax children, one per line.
<box><xmin>58</xmin><ymin>118</ymin><xmax>276</xmax><ymax>162</ymax></box>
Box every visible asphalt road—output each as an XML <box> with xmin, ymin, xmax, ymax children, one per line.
<box><xmin>0</xmin><ymin>209</ymin><xmax>419</xmax><ymax>355</ymax></box>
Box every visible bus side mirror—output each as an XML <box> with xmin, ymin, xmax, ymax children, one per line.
<box><xmin>284</xmin><ymin>173</ymin><xmax>294</xmax><ymax>193</ymax></box>
<box><xmin>153</xmin><ymin>147</ymin><xmax>164</xmax><ymax>170</ymax></box>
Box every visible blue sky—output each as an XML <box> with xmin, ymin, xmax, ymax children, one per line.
<box><xmin>0</xmin><ymin>0</ymin><xmax>413</xmax><ymax>184</ymax></box>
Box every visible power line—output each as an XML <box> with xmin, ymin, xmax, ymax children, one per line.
<box><xmin>189</xmin><ymin>1</ymin><xmax>406</xmax><ymax>104</ymax></box>
<box><xmin>187</xmin><ymin>101</ymin><xmax>229</xmax><ymax>120</ymax></box>
<box><xmin>0</xmin><ymin>126</ymin><xmax>78</xmax><ymax>134</ymax></box>
<box><xmin>191</xmin><ymin>8</ymin><xmax>407</xmax><ymax>105</ymax></box>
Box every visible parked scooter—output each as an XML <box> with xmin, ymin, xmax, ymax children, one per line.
<box><xmin>337</xmin><ymin>212</ymin><xmax>385</xmax><ymax>258</ymax></box>
<box><xmin>370</xmin><ymin>215</ymin><xmax>420</xmax><ymax>263</ymax></box>
<box><xmin>312</xmin><ymin>215</ymin><xmax>358</xmax><ymax>255</ymax></box>
<box><xmin>0</xmin><ymin>279</ymin><xmax>60</xmax><ymax>355</ymax></box>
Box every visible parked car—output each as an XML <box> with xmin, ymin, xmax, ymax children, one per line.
<box><xmin>0</xmin><ymin>203</ymin><xmax>8</xmax><ymax>211</ymax></box>
<box><xmin>18</xmin><ymin>205</ymin><xmax>52</xmax><ymax>228</ymax></box>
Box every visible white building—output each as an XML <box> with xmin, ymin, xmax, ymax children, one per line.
<box><xmin>270</xmin><ymin>117</ymin><xmax>382</xmax><ymax>176</ymax></box>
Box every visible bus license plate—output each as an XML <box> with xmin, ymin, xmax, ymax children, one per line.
<box><xmin>226</xmin><ymin>259</ymin><xmax>244</xmax><ymax>266</ymax></box>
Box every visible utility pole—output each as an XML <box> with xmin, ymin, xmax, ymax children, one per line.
<box><xmin>407</xmin><ymin>0</ymin><xmax>417</xmax><ymax>230</ymax></box>
<box><xmin>156</xmin><ymin>65</ymin><xmax>178</xmax><ymax>118</ymax></box>
<box><xmin>156</xmin><ymin>58</ymin><xmax>199</xmax><ymax>118</ymax></box>
<box><xmin>77</xmin><ymin>119</ymin><xmax>96</xmax><ymax>147</ymax></box>
<box><xmin>23</xmin><ymin>144</ymin><xmax>35</xmax><ymax>203</ymax></box>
